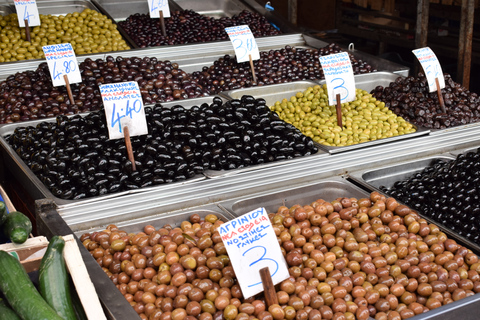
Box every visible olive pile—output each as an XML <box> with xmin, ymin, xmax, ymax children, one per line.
<box><xmin>371</xmin><ymin>73</ymin><xmax>480</xmax><ymax>129</ymax></box>
<box><xmin>7</xmin><ymin>96</ymin><xmax>317</xmax><ymax>200</ymax></box>
<box><xmin>380</xmin><ymin>149</ymin><xmax>480</xmax><ymax>243</ymax></box>
<box><xmin>0</xmin><ymin>9</ymin><xmax>130</xmax><ymax>62</ymax></box>
<box><xmin>0</xmin><ymin>56</ymin><xmax>207</xmax><ymax>124</ymax></box>
<box><xmin>118</xmin><ymin>10</ymin><xmax>281</xmax><ymax>48</ymax></box>
<box><xmin>191</xmin><ymin>44</ymin><xmax>376</xmax><ymax>94</ymax></box>
<box><xmin>271</xmin><ymin>85</ymin><xmax>416</xmax><ymax>146</ymax></box>
<box><xmin>82</xmin><ymin>191</ymin><xmax>480</xmax><ymax>320</ymax></box>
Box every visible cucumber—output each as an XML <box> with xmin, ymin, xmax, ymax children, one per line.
<box><xmin>0</xmin><ymin>250</ymin><xmax>63</xmax><ymax>320</ymax></box>
<box><xmin>0</xmin><ymin>297</ymin><xmax>21</xmax><ymax>320</ymax></box>
<box><xmin>39</xmin><ymin>236</ymin><xmax>77</xmax><ymax>320</ymax></box>
<box><xmin>3</xmin><ymin>211</ymin><xmax>32</xmax><ymax>244</ymax></box>
<box><xmin>0</xmin><ymin>201</ymin><xmax>7</xmax><ymax>226</ymax></box>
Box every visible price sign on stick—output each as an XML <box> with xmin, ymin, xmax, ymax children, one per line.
<box><xmin>412</xmin><ymin>47</ymin><xmax>445</xmax><ymax>93</ymax></box>
<box><xmin>148</xmin><ymin>0</ymin><xmax>170</xmax><ymax>18</ymax></box>
<box><xmin>100</xmin><ymin>81</ymin><xmax>148</xmax><ymax>140</ymax></box>
<box><xmin>42</xmin><ymin>43</ymin><xmax>81</xmax><ymax>87</ymax></box>
<box><xmin>225</xmin><ymin>25</ymin><xmax>260</xmax><ymax>63</ymax></box>
<box><xmin>319</xmin><ymin>52</ymin><xmax>356</xmax><ymax>107</ymax></box>
<box><xmin>14</xmin><ymin>0</ymin><xmax>40</xmax><ymax>27</ymax></box>
<box><xmin>219</xmin><ymin>207</ymin><xmax>289</xmax><ymax>299</ymax></box>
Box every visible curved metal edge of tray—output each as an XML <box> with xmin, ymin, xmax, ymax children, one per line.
<box><xmin>217</xmin><ymin>175</ymin><xmax>369</xmax><ymax>217</ymax></box>
<box><xmin>346</xmin><ymin>154</ymin><xmax>480</xmax><ymax>255</ymax></box>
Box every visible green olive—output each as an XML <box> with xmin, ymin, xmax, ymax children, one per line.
<box><xmin>272</xmin><ymin>84</ymin><xmax>416</xmax><ymax>147</ymax></box>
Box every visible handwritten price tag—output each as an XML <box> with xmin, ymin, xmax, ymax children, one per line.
<box><xmin>100</xmin><ymin>82</ymin><xmax>148</xmax><ymax>140</ymax></box>
<box><xmin>319</xmin><ymin>52</ymin><xmax>356</xmax><ymax>106</ymax></box>
<box><xmin>148</xmin><ymin>0</ymin><xmax>170</xmax><ymax>18</ymax></box>
<box><xmin>225</xmin><ymin>25</ymin><xmax>260</xmax><ymax>63</ymax></box>
<box><xmin>42</xmin><ymin>43</ymin><xmax>81</xmax><ymax>87</ymax></box>
<box><xmin>412</xmin><ymin>47</ymin><xmax>445</xmax><ymax>93</ymax></box>
<box><xmin>14</xmin><ymin>0</ymin><xmax>40</xmax><ymax>27</ymax></box>
<box><xmin>219</xmin><ymin>207</ymin><xmax>289</xmax><ymax>299</ymax></box>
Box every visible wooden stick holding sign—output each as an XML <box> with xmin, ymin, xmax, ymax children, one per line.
<box><xmin>249</xmin><ymin>54</ymin><xmax>257</xmax><ymax>83</ymax></box>
<box><xmin>24</xmin><ymin>19</ymin><xmax>31</xmax><ymax>42</ymax></box>
<box><xmin>259</xmin><ymin>267</ymin><xmax>278</xmax><ymax>307</ymax></box>
<box><xmin>124</xmin><ymin>126</ymin><xmax>136</xmax><ymax>171</ymax></box>
<box><xmin>63</xmin><ymin>75</ymin><xmax>75</xmax><ymax>105</ymax></box>
<box><xmin>99</xmin><ymin>81</ymin><xmax>148</xmax><ymax>172</ymax></box>
<box><xmin>435</xmin><ymin>77</ymin><xmax>446</xmax><ymax>113</ymax></box>
<box><xmin>159</xmin><ymin>11</ymin><xmax>166</xmax><ymax>37</ymax></box>
<box><xmin>225</xmin><ymin>25</ymin><xmax>260</xmax><ymax>83</ymax></box>
<box><xmin>412</xmin><ymin>47</ymin><xmax>446</xmax><ymax>114</ymax></box>
<box><xmin>335</xmin><ymin>93</ymin><xmax>343</xmax><ymax>128</ymax></box>
<box><xmin>319</xmin><ymin>52</ymin><xmax>356</xmax><ymax>127</ymax></box>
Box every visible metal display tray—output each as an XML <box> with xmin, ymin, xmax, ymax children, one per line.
<box><xmin>347</xmin><ymin>154</ymin><xmax>480</xmax><ymax>254</ymax></box>
<box><xmin>218</xmin><ymin>175</ymin><xmax>480</xmax><ymax>320</ymax></box>
<box><xmin>221</xmin><ymin>76</ymin><xmax>430</xmax><ymax>154</ymax></box>
<box><xmin>219</xmin><ymin>176</ymin><xmax>369</xmax><ymax>216</ymax></box>
<box><xmin>0</xmin><ymin>0</ymin><xmax>137</xmax><ymax>59</ymax></box>
<box><xmin>171</xmin><ymin>0</ymin><xmax>252</xmax><ymax>19</ymax></box>
<box><xmin>0</xmin><ymin>116</ymin><xmax>206</xmax><ymax>208</ymax></box>
<box><xmin>37</xmin><ymin>201</ymin><xmax>235</xmax><ymax>320</ymax></box>
<box><xmin>0</xmin><ymin>34</ymin><xmax>407</xmax><ymax>81</ymax></box>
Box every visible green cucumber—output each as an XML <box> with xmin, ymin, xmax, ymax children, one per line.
<box><xmin>0</xmin><ymin>201</ymin><xmax>7</xmax><ymax>226</ymax></box>
<box><xmin>39</xmin><ymin>236</ymin><xmax>77</xmax><ymax>320</ymax></box>
<box><xmin>3</xmin><ymin>211</ymin><xmax>32</xmax><ymax>244</ymax></box>
<box><xmin>0</xmin><ymin>250</ymin><xmax>63</xmax><ymax>320</ymax></box>
<box><xmin>0</xmin><ymin>297</ymin><xmax>21</xmax><ymax>320</ymax></box>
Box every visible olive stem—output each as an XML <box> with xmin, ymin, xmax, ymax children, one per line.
<box><xmin>249</xmin><ymin>54</ymin><xmax>257</xmax><ymax>84</ymax></box>
<box><xmin>63</xmin><ymin>75</ymin><xmax>75</xmax><ymax>105</ymax></box>
<box><xmin>259</xmin><ymin>267</ymin><xmax>278</xmax><ymax>307</ymax></box>
<box><xmin>24</xmin><ymin>19</ymin><xmax>31</xmax><ymax>42</ymax></box>
<box><xmin>435</xmin><ymin>77</ymin><xmax>447</xmax><ymax>113</ymax></box>
<box><xmin>335</xmin><ymin>93</ymin><xmax>343</xmax><ymax>128</ymax></box>
<box><xmin>159</xmin><ymin>10</ymin><xmax>166</xmax><ymax>37</ymax></box>
<box><xmin>124</xmin><ymin>126</ymin><xmax>136</xmax><ymax>171</ymax></box>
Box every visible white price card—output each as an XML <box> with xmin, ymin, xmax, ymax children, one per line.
<box><xmin>148</xmin><ymin>0</ymin><xmax>170</xmax><ymax>18</ymax></box>
<box><xmin>319</xmin><ymin>52</ymin><xmax>356</xmax><ymax>106</ymax></box>
<box><xmin>219</xmin><ymin>207</ymin><xmax>289</xmax><ymax>299</ymax></box>
<box><xmin>412</xmin><ymin>47</ymin><xmax>445</xmax><ymax>93</ymax></box>
<box><xmin>225</xmin><ymin>25</ymin><xmax>260</xmax><ymax>63</ymax></box>
<box><xmin>14</xmin><ymin>0</ymin><xmax>40</xmax><ymax>27</ymax></box>
<box><xmin>100</xmin><ymin>82</ymin><xmax>148</xmax><ymax>140</ymax></box>
<box><xmin>42</xmin><ymin>43</ymin><xmax>82</xmax><ymax>87</ymax></box>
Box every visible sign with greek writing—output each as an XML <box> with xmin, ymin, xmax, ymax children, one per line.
<box><xmin>412</xmin><ymin>47</ymin><xmax>445</xmax><ymax>93</ymax></box>
<box><xmin>225</xmin><ymin>25</ymin><xmax>260</xmax><ymax>63</ymax></box>
<box><xmin>219</xmin><ymin>207</ymin><xmax>289</xmax><ymax>298</ymax></box>
<box><xmin>99</xmin><ymin>82</ymin><xmax>148</xmax><ymax>139</ymax></box>
<box><xmin>14</xmin><ymin>0</ymin><xmax>40</xmax><ymax>27</ymax></box>
<box><xmin>148</xmin><ymin>0</ymin><xmax>170</xmax><ymax>18</ymax></box>
<box><xmin>319</xmin><ymin>52</ymin><xmax>356</xmax><ymax>106</ymax></box>
<box><xmin>42</xmin><ymin>43</ymin><xmax>81</xmax><ymax>87</ymax></box>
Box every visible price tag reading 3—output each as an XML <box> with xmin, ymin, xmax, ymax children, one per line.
<box><xmin>412</xmin><ymin>47</ymin><xmax>445</xmax><ymax>93</ymax></box>
<box><xmin>42</xmin><ymin>43</ymin><xmax>81</xmax><ymax>87</ymax></box>
<box><xmin>219</xmin><ymin>207</ymin><xmax>289</xmax><ymax>299</ymax></box>
<box><xmin>319</xmin><ymin>52</ymin><xmax>356</xmax><ymax>106</ymax></box>
<box><xmin>225</xmin><ymin>25</ymin><xmax>260</xmax><ymax>63</ymax></box>
<box><xmin>148</xmin><ymin>0</ymin><xmax>170</xmax><ymax>18</ymax></box>
<box><xmin>100</xmin><ymin>82</ymin><xmax>148</xmax><ymax>140</ymax></box>
<box><xmin>14</xmin><ymin>0</ymin><xmax>40</xmax><ymax>27</ymax></box>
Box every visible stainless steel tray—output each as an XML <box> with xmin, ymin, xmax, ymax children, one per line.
<box><xmin>347</xmin><ymin>154</ymin><xmax>480</xmax><ymax>254</ymax></box>
<box><xmin>219</xmin><ymin>176</ymin><xmax>369</xmax><ymax>216</ymax></box>
<box><xmin>172</xmin><ymin>0</ymin><xmax>251</xmax><ymax>18</ymax></box>
<box><xmin>0</xmin><ymin>115</ymin><xmax>207</xmax><ymax>208</ymax></box>
<box><xmin>222</xmin><ymin>76</ymin><xmax>430</xmax><ymax>154</ymax></box>
<box><xmin>0</xmin><ymin>0</ymin><xmax>136</xmax><ymax>64</ymax></box>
